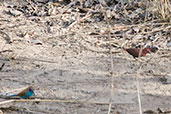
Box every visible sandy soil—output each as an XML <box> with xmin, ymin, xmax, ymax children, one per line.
<box><xmin>0</xmin><ymin>1</ymin><xmax>171</xmax><ymax>114</ymax></box>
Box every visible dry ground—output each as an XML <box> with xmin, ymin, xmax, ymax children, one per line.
<box><xmin>0</xmin><ymin>0</ymin><xmax>171</xmax><ymax>114</ymax></box>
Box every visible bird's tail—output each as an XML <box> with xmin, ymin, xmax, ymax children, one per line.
<box><xmin>8</xmin><ymin>94</ymin><xmax>17</xmax><ymax>97</ymax></box>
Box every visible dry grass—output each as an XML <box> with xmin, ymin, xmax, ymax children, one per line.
<box><xmin>0</xmin><ymin>0</ymin><xmax>170</xmax><ymax>113</ymax></box>
<box><xmin>149</xmin><ymin>0</ymin><xmax>171</xmax><ymax>21</ymax></box>
<box><xmin>106</xmin><ymin>10</ymin><xmax>115</xmax><ymax>114</ymax></box>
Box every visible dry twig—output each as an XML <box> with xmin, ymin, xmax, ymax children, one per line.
<box><xmin>0</xmin><ymin>30</ymin><xmax>12</xmax><ymax>44</ymax></box>
<box><xmin>106</xmin><ymin>12</ymin><xmax>115</xmax><ymax>114</ymax></box>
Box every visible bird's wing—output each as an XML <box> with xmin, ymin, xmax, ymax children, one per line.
<box><xmin>126</xmin><ymin>48</ymin><xmax>139</xmax><ymax>57</ymax></box>
<box><xmin>17</xmin><ymin>88</ymin><xmax>28</xmax><ymax>96</ymax></box>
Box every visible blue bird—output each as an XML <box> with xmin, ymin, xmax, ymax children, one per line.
<box><xmin>8</xmin><ymin>86</ymin><xmax>34</xmax><ymax>99</ymax></box>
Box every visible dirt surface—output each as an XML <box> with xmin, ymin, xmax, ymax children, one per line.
<box><xmin>0</xmin><ymin>0</ymin><xmax>171</xmax><ymax>114</ymax></box>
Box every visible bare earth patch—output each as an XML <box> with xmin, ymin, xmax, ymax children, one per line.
<box><xmin>0</xmin><ymin>0</ymin><xmax>171</xmax><ymax>114</ymax></box>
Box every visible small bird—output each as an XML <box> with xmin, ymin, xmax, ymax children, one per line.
<box><xmin>124</xmin><ymin>48</ymin><xmax>150</xmax><ymax>58</ymax></box>
<box><xmin>8</xmin><ymin>86</ymin><xmax>34</xmax><ymax>99</ymax></box>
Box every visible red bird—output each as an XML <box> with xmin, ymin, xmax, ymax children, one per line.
<box><xmin>124</xmin><ymin>48</ymin><xmax>150</xmax><ymax>58</ymax></box>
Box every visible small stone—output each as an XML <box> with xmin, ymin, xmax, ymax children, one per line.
<box><xmin>160</xmin><ymin>75</ymin><xmax>171</xmax><ymax>84</ymax></box>
<box><xmin>167</xmin><ymin>42</ymin><xmax>171</xmax><ymax>47</ymax></box>
<box><xmin>6</xmin><ymin>9</ymin><xmax>22</xmax><ymax>17</ymax></box>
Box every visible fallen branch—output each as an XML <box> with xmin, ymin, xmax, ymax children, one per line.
<box><xmin>0</xmin><ymin>99</ymin><xmax>134</xmax><ymax>106</ymax></box>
